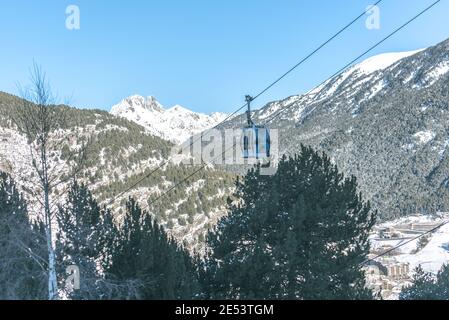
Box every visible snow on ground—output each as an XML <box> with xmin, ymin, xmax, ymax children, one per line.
<box><xmin>110</xmin><ymin>95</ymin><xmax>228</xmax><ymax>144</ymax></box>
<box><xmin>438</xmin><ymin>139</ymin><xmax>449</xmax><ymax>159</ymax></box>
<box><xmin>413</xmin><ymin>130</ymin><xmax>436</xmax><ymax>144</ymax></box>
<box><xmin>366</xmin><ymin>79</ymin><xmax>386</xmax><ymax>100</ymax></box>
<box><xmin>371</xmin><ymin>213</ymin><xmax>449</xmax><ymax>274</ymax></box>
<box><xmin>286</xmin><ymin>49</ymin><xmax>426</xmax><ymax>112</ymax></box>
<box><xmin>367</xmin><ymin>214</ymin><xmax>449</xmax><ymax>299</ymax></box>
<box><xmin>353</xmin><ymin>49</ymin><xmax>425</xmax><ymax>75</ymax></box>
<box><xmin>424</xmin><ymin>61</ymin><xmax>449</xmax><ymax>86</ymax></box>
<box><xmin>319</xmin><ymin>68</ymin><xmax>355</xmax><ymax>99</ymax></box>
<box><xmin>395</xmin><ymin>222</ymin><xmax>449</xmax><ymax>274</ymax></box>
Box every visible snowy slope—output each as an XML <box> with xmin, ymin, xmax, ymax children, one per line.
<box><xmin>351</xmin><ymin>49</ymin><xmax>425</xmax><ymax>75</ymax></box>
<box><xmin>110</xmin><ymin>95</ymin><xmax>228</xmax><ymax>144</ymax></box>
<box><xmin>260</xmin><ymin>49</ymin><xmax>428</xmax><ymax>122</ymax></box>
<box><xmin>371</xmin><ymin>214</ymin><xmax>449</xmax><ymax>274</ymax></box>
<box><xmin>367</xmin><ymin>214</ymin><xmax>449</xmax><ymax>299</ymax></box>
<box><xmin>0</xmin><ymin>91</ymin><xmax>236</xmax><ymax>253</ymax></box>
<box><xmin>219</xmin><ymin>38</ymin><xmax>449</xmax><ymax>220</ymax></box>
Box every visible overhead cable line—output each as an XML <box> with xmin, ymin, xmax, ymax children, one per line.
<box><xmin>360</xmin><ymin>218</ymin><xmax>449</xmax><ymax>267</ymax></box>
<box><xmin>138</xmin><ymin>0</ymin><xmax>442</xmax><ymax>214</ymax></box>
<box><xmin>105</xmin><ymin>0</ymin><xmax>384</xmax><ymax>207</ymax></box>
<box><xmin>264</xmin><ymin>0</ymin><xmax>442</xmax><ymax>125</ymax></box>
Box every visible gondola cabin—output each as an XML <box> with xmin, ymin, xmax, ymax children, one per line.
<box><xmin>242</xmin><ymin>95</ymin><xmax>271</xmax><ymax>159</ymax></box>
<box><xmin>243</xmin><ymin>125</ymin><xmax>271</xmax><ymax>159</ymax></box>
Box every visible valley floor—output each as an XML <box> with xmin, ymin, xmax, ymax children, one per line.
<box><xmin>365</xmin><ymin>213</ymin><xmax>449</xmax><ymax>299</ymax></box>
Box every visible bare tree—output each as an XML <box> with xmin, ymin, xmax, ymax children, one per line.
<box><xmin>10</xmin><ymin>63</ymin><xmax>88</xmax><ymax>300</ymax></box>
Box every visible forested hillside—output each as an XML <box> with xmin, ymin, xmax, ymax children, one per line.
<box><xmin>218</xmin><ymin>39</ymin><xmax>449</xmax><ymax>219</ymax></box>
<box><xmin>0</xmin><ymin>91</ymin><xmax>236</xmax><ymax>251</ymax></box>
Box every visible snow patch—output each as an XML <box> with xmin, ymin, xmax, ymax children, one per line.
<box><xmin>413</xmin><ymin>130</ymin><xmax>436</xmax><ymax>144</ymax></box>
<box><xmin>353</xmin><ymin>49</ymin><xmax>424</xmax><ymax>75</ymax></box>
<box><xmin>424</xmin><ymin>62</ymin><xmax>449</xmax><ymax>85</ymax></box>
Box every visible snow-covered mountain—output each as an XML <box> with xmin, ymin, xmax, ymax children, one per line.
<box><xmin>110</xmin><ymin>95</ymin><xmax>228</xmax><ymax>144</ymax></box>
<box><xmin>0</xmin><ymin>92</ymin><xmax>236</xmax><ymax>252</ymax></box>
<box><xmin>238</xmin><ymin>45</ymin><xmax>449</xmax><ymax>125</ymax></box>
<box><xmin>253</xmin><ymin>48</ymin><xmax>430</xmax><ymax>123</ymax></box>
<box><xmin>220</xmin><ymin>38</ymin><xmax>449</xmax><ymax>219</ymax></box>
<box><xmin>3</xmin><ymin>37</ymin><xmax>449</xmax><ymax>257</ymax></box>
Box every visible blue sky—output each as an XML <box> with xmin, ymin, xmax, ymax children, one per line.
<box><xmin>0</xmin><ymin>0</ymin><xmax>448</xmax><ymax>113</ymax></box>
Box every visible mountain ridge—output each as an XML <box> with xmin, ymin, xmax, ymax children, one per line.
<box><xmin>218</xmin><ymin>37</ymin><xmax>449</xmax><ymax>219</ymax></box>
<box><xmin>110</xmin><ymin>95</ymin><xmax>228</xmax><ymax>144</ymax></box>
<box><xmin>0</xmin><ymin>91</ymin><xmax>236</xmax><ymax>252</ymax></box>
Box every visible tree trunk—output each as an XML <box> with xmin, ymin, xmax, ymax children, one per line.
<box><xmin>43</xmin><ymin>148</ymin><xmax>58</xmax><ymax>300</ymax></box>
<box><xmin>45</xmin><ymin>224</ymin><xmax>58</xmax><ymax>300</ymax></box>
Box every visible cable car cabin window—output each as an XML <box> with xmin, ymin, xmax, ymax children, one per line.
<box><xmin>242</xmin><ymin>126</ymin><xmax>271</xmax><ymax>159</ymax></box>
<box><xmin>243</xmin><ymin>135</ymin><xmax>250</xmax><ymax>158</ymax></box>
<box><xmin>265</xmin><ymin>129</ymin><xmax>271</xmax><ymax>157</ymax></box>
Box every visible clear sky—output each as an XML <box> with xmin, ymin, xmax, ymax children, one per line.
<box><xmin>0</xmin><ymin>0</ymin><xmax>448</xmax><ymax>114</ymax></box>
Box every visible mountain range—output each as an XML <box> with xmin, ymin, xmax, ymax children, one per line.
<box><xmin>218</xmin><ymin>38</ymin><xmax>449</xmax><ymax>219</ymax></box>
<box><xmin>0</xmin><ymin>93</ymin><xmax>236</xmax><ymax>253</ymax></box>
<box><xmin>1</xmin><ymin>38</ymin><xmax>449</xmax><ymax>252</ymax></box>
<box><xmin>111</xmin><ymin>95</ymin><xmax>227</xmax><ymax>144</ymax></box>
<box><xmin>110</xmin><ymin>37</ymin><xmax>449</xmax><ymax>219</ymax></box>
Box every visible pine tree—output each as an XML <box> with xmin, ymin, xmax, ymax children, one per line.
<box><xmin>106</xmin><ymin>198</ymin><xmax>200</xmax><ymax>299</ymax></box>
<box><xmin>56</xmin><ymin>181</ymin><xmax>117</xmax><ymax>299</ymax></box>
<box><xmin>0</xmin><ymin>172</ymin><xmax>46</xmax><ymax>299</ymax></box>
<box><xmin>202</xmin><ymin>146</ymin><xmax>376</xmax><ymax>299</ymax></box>
<box><xmin>400</xmin><ymin>264</ymin><xmax>449</xmax><ymax>300</ymax></box>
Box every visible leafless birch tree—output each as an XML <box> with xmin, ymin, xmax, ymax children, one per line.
<box><xmin>10</xmin><ymin>63</ymin><xmax>88</xmax><ymax>300</ymax></box>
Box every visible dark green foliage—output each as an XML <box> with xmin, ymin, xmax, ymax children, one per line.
<box><xmin>0</xmin><ymin>172</ymin><xmax>46</xmax><ymax>299</ymax></box>
<box><xmin>400</xmin><ymin>264</ymin><xmax>449</xmax><ymax>300</ymax></box>
<box><xmin>106</xmin><ymin>198</ymin><xmax>200</xmax><ymax>299</ymax></box>
<box><xmin>55</xmin><ymin>182</ymin><xmax>201</xmax><ymax>300</ymax></box>
<box><xmin>202</xmin><ymin>146</ymin><xmax>376</xmax><ymax>300</ymax></box>
<box><xmin>56</xmin><ymin>181</ymin><xmax>117</xmax><ymax>299</ymax></box>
